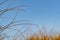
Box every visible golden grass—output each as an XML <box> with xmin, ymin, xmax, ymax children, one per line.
<box><xmin>26</xmin><ymin>33</ymin><xmax>60</xmax><ymax>40</ymax></box>
<box><xmin>25</xmin><ymin>30</ymin><xmax>60</xmax><ymax>40</ymax></box>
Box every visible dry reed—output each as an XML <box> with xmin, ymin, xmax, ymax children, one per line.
<box><xmin>25</xmin><ymin>29</ymin><xmax>60</xmax><ymax>40</ymax></box>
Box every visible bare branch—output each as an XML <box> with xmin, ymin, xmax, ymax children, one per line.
<box><xmin>0</xmin><ymin>0</ymin><xmax>9</xmax><ymax>5</ymax></box>
<box><xmin>0</xmin><ymin>5</ymin><xmax>26</xmax><ymax>16</ymax></box>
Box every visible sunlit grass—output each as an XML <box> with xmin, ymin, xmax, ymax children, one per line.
<box><xmin>26</xmin><ymin>33</ymin><xmax>60</xmax><ymax>40</ymax></box>
<box><xmin>25</xmin><ymin>29</ymin><xmax>60</xmax><ymax>40</ymax></box>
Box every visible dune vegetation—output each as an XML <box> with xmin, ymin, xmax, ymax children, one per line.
<box><xmin>25</xmin><ymin>30</ymin><xmax>60</xmax><ymax>40</ymax></box>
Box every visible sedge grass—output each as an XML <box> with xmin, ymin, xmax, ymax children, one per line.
<box><xmin>25</xmin><ymin>28</ymin><xmax>60</xmax><ymax>40</ymax></box>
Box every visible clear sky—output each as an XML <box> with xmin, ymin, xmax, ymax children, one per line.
<box><xmin>15</xmin><ymin>0</ymin><xmax>60</xmax><ymax>31</ymax></box>
<box><xmin>0</xmin><ymin>0</ymin><xmax>60</xmax><ymax>39</ymax></box>
<box><xmin>0</xmin><ymin>0</ymin><xmax>60</xmax><ymax>31</ymax></box>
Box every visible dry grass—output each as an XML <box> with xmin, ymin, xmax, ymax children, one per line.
<box><xmin>25</xmin><ymin>29</ymin><xmax>60</xmax><ymax>40</ymax></box>
<box><xmin>25</xmin><ymin>33</ymin><xmax>60</xmax><ymax>40</ymax></box>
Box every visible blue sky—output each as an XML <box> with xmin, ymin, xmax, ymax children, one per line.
<box><xmin>16</xmin><ymin>0</ymin><xmax>60</xmax><ymax>31</ymax></box>
<box><xmin>0</xmin><ymin>0</ymin><xmax>60</xmax><ymax>34</ymax></box>
<box><xmin>16</xmin><ymin>0</ymin><xmax>60</xmax><ymax>25</ymax></box>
